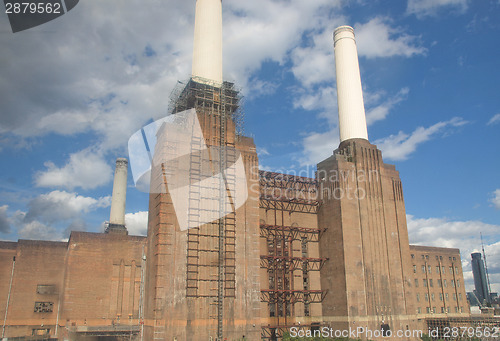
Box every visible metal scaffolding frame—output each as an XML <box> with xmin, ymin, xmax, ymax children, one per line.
<box><xmin>258</xmin><ymin>171</ymin><xmax>327</xmax><ymax>340</ymax></box>
<box><xmin>259</xmin><ymin>171</ymin><xmax>321</xmax><ymax>214</ymax></box>
<box><xmin>165</xmin><ymin>77</ymin><xmax>243</xmax><ymax>340</ymax></box>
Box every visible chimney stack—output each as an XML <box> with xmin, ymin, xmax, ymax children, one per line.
<box><xmin>107</xmin><ymin>158</ymin><xmax>128</xmax><ymax>234</ymax></box>
<box><xmin>334</xmin><ymin>26</ymin><xmax>369</xmax><ymax>143</ymax></box>
<box><xmin>192</xmin><ymin>0</ymin><xmax>223</xmax><ymax>86</ymax></box>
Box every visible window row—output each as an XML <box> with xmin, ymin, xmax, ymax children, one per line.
<box><xmin>411</xmin><ymin>254</ymin><xmax>457</xmax><ymax>262</ymax></box>
<box><xmin>414</xmin><ymin>278</ymin><xmax>461</xmax><ymax>288</ymax></box>
<box><xmin>413</xmin><ymin>265</ymin><xmax>460</xmax><ymax>275</ymax></box>
<box><xmin>416</xmin><ymin>292</ymin><xmax>463</xmax><ymax>302</ymax></box>
<box><xmin>416</xmin><ymin>306</ymin><xmax>464</xmax><ymax>314</ymax></box>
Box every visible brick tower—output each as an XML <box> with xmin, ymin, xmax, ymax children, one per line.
<box><xmin>317</xmin><ymin>26</ymin><xmax>416</xmax><ymax>337</ymax></box>
<box><xmin>143</xmin><ymin>1</ymin><xmax>261</xmax><ymax>340</ymax></box>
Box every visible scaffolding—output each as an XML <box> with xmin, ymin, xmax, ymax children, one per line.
<box><xmin>259</xmin><ymin>171</ymin><xmax>327</xmax><ymax>340</ymax></box>
<box><xmin>259</xmin><ymin>171</ymin><xmax>321</xmax><ymax>214</ymax></box>
<box><xmin>163</xmin><ymin>77</ymin><xmax>243</xmax><ymax>340</ymax></box>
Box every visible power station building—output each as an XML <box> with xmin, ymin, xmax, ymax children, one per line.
<box><xmin>0</xmin><ymin>0</ymin><xmax>478</xmax><ymax>340</ymax></box>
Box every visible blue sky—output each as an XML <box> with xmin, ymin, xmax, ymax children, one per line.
<box><xmin>0</xmin><ymin>0</ymin><xmax>499</xmax><ymax>292</ymax></box>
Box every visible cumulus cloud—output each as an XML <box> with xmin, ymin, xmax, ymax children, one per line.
<box><xmin>407</xmin><ymin>214</ymin><xmax>500</xmax><ymax>292</ymax></box>
<box><xmin>374</xmin><ymin>117</ymin><xmax>468</xmax><ymax>161</ymax></box>
<box><xmin>487</xmin><ymin>113</ymin><xmax>500</xmax><ymax>125</ymax></box>
<box><xmin>125</xmin><ymin>211</ymin><xmax>148</xmax><ymax>236</ymax></box>
<box><xmin>34</xmin><ymin>149</ymin><xmax>113</xmax><ymax>190</ymax></box>
<box><xmin>0</xmin><ymin>205</ymin><xmax>10</xmax><ymax>233</ymax></box>
<box><xmin>491</xmin><ymin>189</ymin><xmax>500</xmax><ymax>210</ymax></box>
<box><xmin>299</xmin><ymin>129</ymin><xmax>340</xmax><ymax>166</ymax></box>
<box><xmin>6</xmin><ymin>191</ymin><xmax>110</xmax><ymax>240</ymax></box>
<box><xmin>24</xmin><ymin>190</ymin><xmax>110</xmax><ymax>223</ymax></box>
<box><xmin>407</xmin><ymin>0</ymin><xmax>468</xmax><ymax>18</ymax></box>
<box><xmin>366</xmin><ymin>88</ymin><xmax>409</xmax><ymax>125</ymax></box>
<box><xmin>355</xmin><ymin>18</ymin><xmax>426</xmax><ymax>58</ymax></box>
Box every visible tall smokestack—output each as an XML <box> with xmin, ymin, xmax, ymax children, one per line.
<box><xmin>192</xmin><ymin>0</ymin><xmax>223</xmax><ymax>86</ymax></box>
<box><xmin>334</xmin><ymin>26</ymin><xmax>369</xmax><ymax>143</ymax></box>
<box><xmin>107</xmin><ymin>158</ymin><xmax>128</xmax><ymax>234</ymax></box>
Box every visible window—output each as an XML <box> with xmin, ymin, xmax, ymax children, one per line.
<box><xmin>431</xmin><ymin>293</ymin><xmax>435</xmax><ymax>301</ymax></box>
<box><xmin>441</xmin><ymin>307</ymin><xmax>445</xmax><ymax>313</ymax></box>
<box><xmin>447</xmin><ymin>307</ymin><xmax>450</xmax><ymax>313</ymax></box>
<box><xmin>449</xmin><ymin>266</ymin><xmax>453</xmax><ymax>275</ymax></box>
<box><xmin>432</xmin><ymin>307</ymin><xmax>436</xmax><ymax>313</ymax></box>
<box><xmin>411</xmin><ymin>254</ymin><xmax>415</xmax><ymax>259</ymax></box>
<box><xmin>428</xmin><ymin>265</ymin><xmax>432</xmax><ymax>274</ymax></box>
<box><xmin>429</xmin><ymin>279</ymin><xmax>433</xmax><ymax>287</ymax></box>
<box><xmin>426</xmin><ymin>307</ymin><xmax>431</xmax><ymax>313</ymax></box>
<box><xmin>413</xmin><ymin>265</ymin><xmax>417</xmax><ymax>273</ymax></box>
<box><xmin>422</xmin><ymin>255</ymin><xmax>425</xmax><ymax>259</ymax></box>
<box><xmin>453</xmin><ymin>257</ymin><xmax>456</xmax><ymax>261</ymax></box>
<box><xmin>426</xmin><ymin>255</ymin><xmax>429</xmax><ymax>260</ymax></box>
<box><xmin>421</xmin><ymin>265</ymin><xmax>426</xmax><ymax>273</ymax></box>
<box><xmin>415</xmin><ymin>279</ymin><xmax>419</xmax><ymax>287</ymax></box>
<box><xmin>445</xmin><ymin>293</ymin><xmax>449</xmax><ymax>301</ymax></box>
<box><xmin>34</xmin><ymin>302</ymin><xmax>53</xmax><ymax>313</ymax></box>
<box><xmin>417</xmin><ymin>307</ymin><xmax>421</xmax><ymax>314</ymax></box>
<box><xmin>440</xmin><ymin>256</ymin><xmax>443</xmax><ymax>260</ymax></box>
<box><xmin>32</xmin><ymin>329</ymin><xmax>50</xmax><ymax>336</ymax></box>
<box><xmin>269</xmin><ymin>303</ymin><xmax>276</xmax><ymax>317</ymax></box>
<box><xmin>36</xmin><ymin>284</ymin><xmax>57</xmax><ymax>295</ymax></box>
<box><xmin>459</xmin><ymin>293</ymin><xmax>462</xmax><ymax>300</ymax></box>
<box><xmin>453</xmin><ymin>294</ymin><xmax>457</xmax><ymax>301</ymax></box>
<box><xmin>460</xmin><ymin>307</ymin><xmax>464</xmax><ymax>313</ymax></box>
<box><xmin>451</xmin><ymin>280</ymin><xmax>455</xmax><ymax>288</ymax></box>
<box><xmin>455</xmin><ymin>306</ymin><xmax>459</xmax><ymax>313</ymax></box>
<box><xmin>417</xmin><ymin>293</ymin><xmax>420</xmax><ymax>302</ymax></box>
<box><xmin>436</xmin><ymin>256</ymin><xmax>439</xmax><ymax>261</ymax></box>
<box><xmin>438</xmin><ymin>279</ymin><xmax>442</xmax><ymax>287</ymax></box>
<box><xmin>423</xmin><ymin>279</ymin><xmax>428</xmax><ymax>287</ymax></box>
<box><xmin>439</xmin><ymin>293</ymin><xmax>443</xmax><ymax>301</ymax></box>
<box><xmin>436</xmin><ymin>266</ymin><xmax>440</xmax><ymax>274</ymax></box>
<box><xmin>457</xmin><ymin>280</ymin><xmax>460</xmax><ymax>288</ymax></box>
<box><xmin>425</xmin><ymin>293</ymin><xmax>429</xmax><ymax>301</ymax></box>
<box><xmin>442</xmin><ymin>266</ymin><xmax>445</xmax><ymax>273</ymax></box>
<box><xmin>455</xmin><ymin>266</ymin><xmax>459</xmax><ymax>274</ymax></box>
<box><xmin>444</xmin><ymin>280</ymin><xmax>447</xmax><ymax>288</ymax></box>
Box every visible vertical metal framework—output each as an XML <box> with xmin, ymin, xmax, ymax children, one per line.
<box><xmin>259</xmin><ymin>171</ymin><xmax>328</xmax><ymax>339</ymax></box>
<box><xmin>170</xmin><ymin>78</ymin><xmax>241</xmax><ymax>340</ymax></box>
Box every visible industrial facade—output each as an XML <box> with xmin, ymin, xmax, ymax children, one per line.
<box><xmin>0</xmin><ymin>1</ymin><xmax>480</xmax><ymax>341</ymax></box>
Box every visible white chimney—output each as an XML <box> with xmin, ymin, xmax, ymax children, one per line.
<box><xmin>334</xmin><ymin>26</ymin><xmax>369</xmax><ymax>143</ymax></box>
<box><xmin>192</xmin><ymin>0</ymin><xmax>223</xmax><ymax>86</ymax></box>
<box><xmin>108</xmin><ymin>158</ymin><xmax>128</xmax><ymax>232</ymax></box>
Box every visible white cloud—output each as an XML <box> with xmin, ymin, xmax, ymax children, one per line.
<box><xmin>407</xmin><ymin>214</ymin><xmax>500</xmax><ymax>292</ymax></box>
<box><xmin>355</xmin><ymin>18</ymin><xmax>427</xmax><ymax>58</ymax></box>
<box><xmin>366</xmin><ymin>88</ymin><xmax>409</xmax><ymax>125</ymax></box>
<box><xmin>8</xmin><ymin>191</ymin><xmax>110</xmax><ymax>240</ymax></box>
<box><xmin>374</xmin><ymin>117</ymin><xmax>468</xmax><ymax>161</ymax></box>
<box><xmin>34</xmin><ymin>149</ymin><xmax>113</xmax><ymax>190</ymax></box>
<box><xmin>17</xmin><ymin>219</ymin><xmax>60</xmax><ymax>241</ymax></box>
<box><xmin>407</xmin><ymin>0</ymin><xmax>468</xmax><ymax>18</ymax></box>
<box><xmin>487</xmin><ymin>113</ymin><xmax>500</xmax><ymax>125</ymax></box>
<box><xmin>299</xmin><ymin>128</ymin><xmax>340</xmax><ymax>166</ymax></box>
<box><xmin>491</xmin><ymin>189</ymin><xmax>500</xmax><ymax>210</ymax></box>
<box><xmin>0</xmin><ymin>205</ymin><xmax>10</xmax><ymax>233</ymax></box>
<box><xmin>24</xmin><ymin>190</ymin><xmax>110</xmax><ymax>224</ymax></box>
<box><xmin>125</xmin><ymin>211</ymin><xmax>148</xmax><ymax>236</ymax></box>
